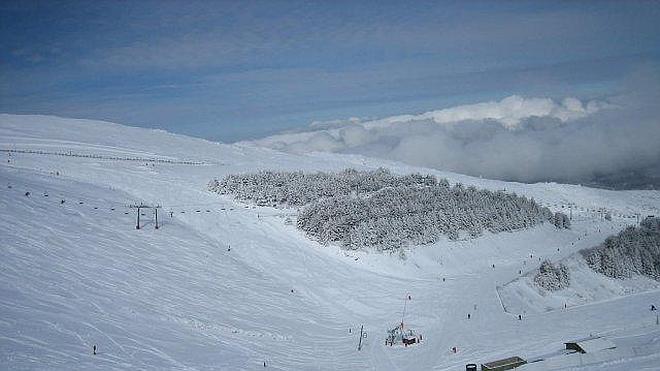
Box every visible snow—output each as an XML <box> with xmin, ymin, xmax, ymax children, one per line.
<box><xmin>1</xmin><ymin>114</ymin><xmax>660</xmax><ymax>370</ymax></box>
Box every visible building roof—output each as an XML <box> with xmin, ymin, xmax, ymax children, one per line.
<box><xmin>482</xmin><ymin>356</ymin><xmax>526</xmax><ymax>369</ymax></box>
<box><xmin>565</xmin><ymin>336</ymin><xmax>616</xmax><ymax>353</ymax></box>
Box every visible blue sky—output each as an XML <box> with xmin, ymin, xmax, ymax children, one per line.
<box><xmin>1</xmin><ymin>1</ymin><xmax>659</xmax><ymax>142</ymax></box>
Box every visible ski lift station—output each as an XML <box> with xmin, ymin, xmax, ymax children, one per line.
<box><xmin>386</xmin><ymin>292</ymin><xmax>423</xmax><ymax>347</ymax></box>
<box><xmin>564</xmin><ymin>335</ymin><xmax>616</xmax><ymax>354</ymax></box>
<box><xmin>385</xmin><ymin>323</ymin><xmax>422</xmax><ymax>347</ymax></box>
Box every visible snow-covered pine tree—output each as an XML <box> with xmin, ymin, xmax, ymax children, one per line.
<box><xmin>582</xmin><ymin>217</ymin><xmax>660</xmax><ymax>280</ymax></box>
<box><xmin>212</xmin><ymin>169</ymin><xmax>558</xmax><ymax>251</ymax></box>
<box><xmin>534</xmin><ymin>260</ymin><xmax>570</xmax><ymax>291</ymax></box>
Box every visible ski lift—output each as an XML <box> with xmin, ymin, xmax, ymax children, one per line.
<box><xmin>386</xmin><ymin>293</ymin><xmax>423</xmax><ymax>347</ymax></box>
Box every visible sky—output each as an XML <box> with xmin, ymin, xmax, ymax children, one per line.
<box><xmin>1</xmin><ymin>1</ymin><xmax>660</xmax><ymax>142</ymax></box>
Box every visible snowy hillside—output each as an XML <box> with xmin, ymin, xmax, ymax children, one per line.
<box><xmin>500</xmin><ymin>217</ymin><xmax>660</xmax><ymax>315</ymax></box>
<box><xmin>2</xmin><ymin>114</ymin><xmax>660</xmax><ymax>370</ymax></box>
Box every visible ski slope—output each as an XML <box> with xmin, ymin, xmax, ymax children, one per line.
<box><xmin>2</xmin><ymin>114</ymin><xmax>660</xmax><ymax>370</ymax></box>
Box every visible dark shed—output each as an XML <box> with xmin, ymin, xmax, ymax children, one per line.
<box><xmin>481</xmin><ymin>356</ymin><xmax>526</xmax><ymax>371</ymax></box>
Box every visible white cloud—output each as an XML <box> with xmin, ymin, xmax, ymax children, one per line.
<box><xmin>248</xmin><ymin>89</ymin><xmax>660</xmax><ymax>186</ymax></box>
<box><xmin>365</xmin><ymin>95</ymin><xmax>610</xmax><ymax>130</ymax></box>
<box><xmin>253</xmin><ymin>95</ymin><xmax>610</xmax><ymax>151</ymax></box>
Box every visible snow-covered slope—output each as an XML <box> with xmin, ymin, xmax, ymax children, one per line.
<box><xmin>2</xmin><ymin>114</ymin><xmax>660</xmax><ymax>370</ymax></box>
<box><xmin>499</xmin><ymin>251</ymin><xmax>660</xmax><ymax>315</ymax></box>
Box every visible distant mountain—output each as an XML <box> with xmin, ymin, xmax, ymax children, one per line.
<box><xmin>579</xmin><ymin>163</ymin><xmax>660</xmax><ymax>190</ymax></box>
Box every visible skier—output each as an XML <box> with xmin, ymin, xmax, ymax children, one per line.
<box><xmin>518</xmin><ymin>314</ymin><xmax>522</xmax><ymax>320</ymax></box>
<box><xmin>61</xmin><ymin>199</ymin><xmax>65</xmax><ymax>204</ymax></box>
<box><xmin>467</xmin><ymin>313</ymin><xmax>471</xmax><ymax>319</ymax></box>
<box><xmin>93</xmin><ymin>345</ymin><xmax>97</xmax><ymax>355</ymax></box>
<box><xmin>25</xmin><ymin>191</ymin><xmax>30</xmax><ymax>197</ymax></box>
<box><xmin>652</xmin><ymin>305</ymin><xmax>657</xmax><ymax>311</ymax></box>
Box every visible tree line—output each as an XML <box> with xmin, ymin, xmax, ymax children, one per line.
<box><xmin>582</xmin><ymin>217</ymin><xmax>660</xmax><ymax>280</ymax></box>
<box><xmin>210</xmin><ymin>168</ymin><xmax>569</xmax><ymax>251</ymax></box>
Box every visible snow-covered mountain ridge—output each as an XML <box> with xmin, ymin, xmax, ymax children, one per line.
<box><xmin>2</xmin><ymin>114</ymin><xmax>660</xmax><ymax>370</ymax></box>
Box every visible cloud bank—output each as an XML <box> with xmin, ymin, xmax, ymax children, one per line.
<box><xmin>360</xmin><ymin>95</ymin><xmax>610</xmax><ymax>130</ymax></box>
<box><xmin>250</xmin><ymin>80</ymin><xmax>660</xmax><ymax>188</ymax></box>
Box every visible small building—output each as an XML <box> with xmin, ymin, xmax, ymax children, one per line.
<box><xmin>481</xmin><ymin>356</ymin><xmax>526</xmax><ymax>371</ymax></box>
<box><xmin>564</xmin><ymin>336</ymin><xmax>616</xmax><ymax>354</ymax></box>
<box><xmin>402</xmin><ymin>334</ymin><xmax>417</xmax><ymax>346</ymax></box>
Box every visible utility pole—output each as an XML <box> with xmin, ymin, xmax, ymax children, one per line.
<box><xmin>129</xmin><ymin>203</ymin><xmax>161</xmax><ymax>230</ymax></box>
<box><xmin>401</xmin><ymin>293</ymin><xmax>411</xmax><ymax>328</ymax></box>
<box><xmin>129</xmin><ymin>203</ymin><xmax>144</xmax><ymax>229</ymax></box>
<box><xmin>358</xmin><ymin>325</ymin><xmax>364</xmax><ymax>351</ymax></box>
